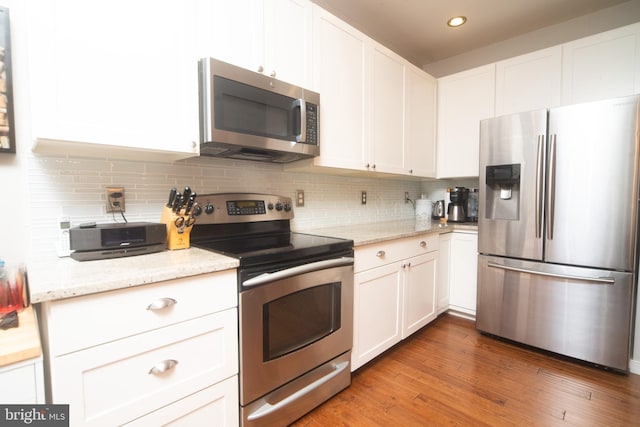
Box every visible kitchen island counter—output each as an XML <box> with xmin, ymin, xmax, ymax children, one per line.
<box><xmin>27</xmin><ymin>248</ymin><xmax>239</xmax><ymax>304</ymax></box>
<box><xmin>300</xmin><ymin>219</ymin><xmax>477</xmax><ymax>247</ymax></box>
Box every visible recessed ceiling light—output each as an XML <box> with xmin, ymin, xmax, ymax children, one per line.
<box><xmin>447</xmin><ymin>16</ymin><xmax>467</xmax><ymax>27</ymax></box>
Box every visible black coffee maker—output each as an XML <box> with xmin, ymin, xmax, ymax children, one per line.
<box><xmin>448</xmin><ymin>187</ymin><xmax>469</xmax><ymax>222</ymax></box>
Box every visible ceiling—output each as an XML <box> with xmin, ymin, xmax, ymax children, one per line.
<box><xmin>311</xmin><ymin>0</ymin><xmax>635</xmax><ymax>68</ymax></box>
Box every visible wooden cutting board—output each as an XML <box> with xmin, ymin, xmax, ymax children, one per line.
<box><xmin>0</xmin><ymin>306</ymin><xmax>42</xmax><ymax>367</ymax></box>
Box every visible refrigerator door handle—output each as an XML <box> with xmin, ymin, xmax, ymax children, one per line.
<box><xmin>487</xmin><ymin>261</ymin><xmax>615</xmax><ymax>284</ymax></box>
<box><xmin>546</xmin><ymin>134</ymin><xmax>557</xmax><ymax>240</ymax></box>
<box><xmin>535</xmin><ymin>134</ymin><xmax>545</xmax><ymax>238</ymax></box>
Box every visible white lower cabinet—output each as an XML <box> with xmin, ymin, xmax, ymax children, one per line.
<box><xmin>439</xmin><ymin>231</ymin><xmax>478</xmax><ymax>317</ymax></box>
<box><xmin>352</xmin><ymin>234</ymin><xmax>438</xmax><ymax>370</ymax></box>
<box><xmin>39</xmin><ymin>270</ymin><xmax>239</xmax><ymax>427</ymax></box>
<box><xmin>0</xmin><ymin>359</ymin><xmax>45</xmax><ymax>404</ymax></box>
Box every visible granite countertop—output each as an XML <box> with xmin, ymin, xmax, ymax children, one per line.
<box><xmin>27</xmin><ymin>248</ymin><xmax>239</xmax><ymax>304</ymax></box>
<box><xmin>27</xmin><ymin>220</ymin><xmax>477</xmax><ymax>304</ymax></box>
<box><xmin>302</xmin><ymin>219</ymin><xmax>477</xmax><ymax>247</ymax></box>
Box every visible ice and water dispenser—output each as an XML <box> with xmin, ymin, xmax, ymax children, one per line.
<box><xmin>485</xmin><ymin>164</ymin><xmax>521</xmax><ymax>220</ymax></box>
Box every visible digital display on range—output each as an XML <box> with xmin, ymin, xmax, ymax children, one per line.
<box><xmin>227</xmin><ymin>200</ymin><xmax>266</xmax><ymax>215</ymax></box>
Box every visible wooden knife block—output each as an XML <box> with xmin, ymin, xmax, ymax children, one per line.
<box><xmin>161</xmin><ymin>206</ymin><xmax>194</xmax><ymax>250</ymax></box>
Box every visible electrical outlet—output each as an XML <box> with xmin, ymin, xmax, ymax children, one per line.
<box><xmin>106</xmin><ymin>187</ymin><xmax>125</xmax><ymax>213</ymax></box>
<box><xmin>405</xmin><ymin>192</ymin><xmax>410</xmax><ymax>203</ymax></box>
<box><xmin>296</xmin><ymin>189</ymin><xmax>305</xmax><ymax>207</ymax></box>
<box><xmin>361</xmin><ymin>191</ymin><xmax>367</xmax><ymax>205</ymax></box>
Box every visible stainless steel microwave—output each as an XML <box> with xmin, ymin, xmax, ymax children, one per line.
<box><xmin>198</xmin><ymin>58</ymin><xmax>320</xmax><ymax>163</ymax></box>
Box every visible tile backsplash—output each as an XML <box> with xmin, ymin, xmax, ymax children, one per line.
<box><xmin>27</xmin><ymin>153</ymin><xmax>430</xmax><ymax>259</ymax></box>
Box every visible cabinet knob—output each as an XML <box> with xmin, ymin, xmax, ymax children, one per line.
<box><xmin>270</xmin><ymin>70</ymin><xmax>277</xmax><ymax>78</ymax></box>
<box><xmin>372</xmin><ymin>164</ymin><xmax>376</xmax><ymax>169</ymax></box>
<box><xmin>420</xmin><ymin>241</ymin><xmax>427</xmax><ymax>248</ymax></box>
<box><xmin>376</xmin><ymin>250</ymin><xmax>385</xmax><ymax>258</ymax></box>
<box><xmin>146</xmin><ymin>297</ymin><xmax>177</xmax><ymax>311</ymax></box>
<box><xmin>148</xmin><ymin>359</ymin><xmax>179</xmax><ymax>375</ymax></box>
<box><xmin>257</xmin><ymin>65</ymin><xmax>264</xmax><ymax>73</ymax></box>
<box><xmin>409</xmin><ymin>169</ymin><xmax>413</xmax><ymax>174</ymax></box>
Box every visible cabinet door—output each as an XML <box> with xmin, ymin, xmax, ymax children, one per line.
<box><xmin>352</xmin><ymin>262</ymin><xmax>402</xmax><ymax>370</ymax></box>
<box><xmin>449</xmin><ymin>232</ymin><xmax>478</xmax><ymax>316</ymax></box>
<box><xmin>403</xmin><ymin>252</ymin><xmax>438</xmax><ymax>338</ymax></box>
<box><xmin>196</xmin><ymin>0</ymin><xmax>265</xmax><ymax>74</ymax></box>
<box><xmin>369</xmin><ymin>42</ymin><xmax>405</xmax><ymax>175</ymax></box>
<box><xmin>495</xmin><ymin>46</ymin><xmax>562</xmax><ymax>115</ymax></box>
<box><xmin>265</xmin><ymin>0</ymin><xmax>313</xmax><ymax>88</ymax></box>
<box><xmin>562</xmin><ymin>23</ymin><xmax>640</xmax><ymax>104</ymax></box>
<box><xmin>405</xmin><ymin>65</ymin><xmax>437</xmax><ymax>177</ymax></box>
<box><xmin>310</xmin><ymin>6</ymin><xmax>369</xmax><ymax>170</ymax></box>
<box><xmin>437</xmin><ymin>233</ymin><xmax>452</xmax><ymax>314</ymax></box>
<box><xmin>437</xmin><ymin>64</ymin><xmax>495</xmax><ymax>178</ymax></box>
<box><xmin>28</xmin><ymin>0</ymin><xmax>199</xmax><ymax>158</ymax></box>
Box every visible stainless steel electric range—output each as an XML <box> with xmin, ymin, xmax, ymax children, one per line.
<box><xmin>190</xmin><ymin>193</ymin><xmax>354</xmax><ymax>427</ymax></box>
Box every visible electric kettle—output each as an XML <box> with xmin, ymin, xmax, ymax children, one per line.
<box><xmin>432</xmin><ymin>200</ymin><xmax>445</xmax><ymax>219</ymax></box>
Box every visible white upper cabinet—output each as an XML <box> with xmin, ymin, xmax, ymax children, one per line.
<box><xmin>405</xmin><ymin>64</ymin><xmax>437</xmax><ymax>177</ymax></box>
<box><xmin>562</xmin><ymin>23</ymin><xmax>640</xmax><ymax>105</ymax></box>
<box><xmin>303</xmin><ymin>6</ymin><xmax>369</xmax><ymax>171</ymax></box>
<box><xmin>197</xmin><ymin>0</ymin><xmax>312</xmax><ymax>88</ymax></box>
<box><xmin>291</xmin><ymin>7</ymin><xmax>437</xmax><ymax>178</ymax></box>
<box><xmin>369</xmin><ymin>42</ymin><xmax>405</xmax><ymax>175</ymax></box>
<box><xmin>495</xmin><ymin>46</ymin><xmax>562</xmax><ymax>115</ymax></box>
<box><xmin>437</xmin><ymin>64</ymin><xmax>495</xmax><ymax>178</ymax></box>
<box><xmin>28</xmin><ymin>0</ymin><xmax>200</xmax><ymax>160</ymax></box>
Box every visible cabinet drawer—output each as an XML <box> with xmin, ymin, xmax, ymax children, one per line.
<box><xmin>50</xmin><ymin>309</ymin><xmax>238</xmax><ymax>426</ymax></box>
<box><xmin>355</xmin><ymin>233</ymin><xmax>439</xmax><ymax>273</ymax></box>
<box><xmin>43</xmin><ymin>270</ymin><xmax>237</xmax><ymax>356</ymax></box>
<box><xmin>124</xmin><ymin>376</ymin><xmax>239</xmax><ymax>427</ymax></box>
<box><xmin>405</xmin><ymin>233</ymin><xmax>439</xmax><ymax>254</ymax></box>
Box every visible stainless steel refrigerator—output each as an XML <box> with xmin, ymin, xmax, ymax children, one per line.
<box><xmin>477</xmin><ymin>94</ymin><xmax>640</xmax><ymax>372</ymax></box>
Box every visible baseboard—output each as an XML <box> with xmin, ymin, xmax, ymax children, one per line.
<box><xmin>629</xmin><ymin>358</ymin><xmax>640</xmax><ymax>375</ymax></box>
<box><xmin>445</xmin><ymin>309</ymin><xmax>476</xmax><ymax>321</ymax></box>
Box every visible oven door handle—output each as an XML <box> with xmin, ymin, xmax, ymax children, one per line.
<box><xmin>247</xmin><ymin>359</ymin><xmax>349</xmax><ymax>421</ymax></box>
<box><xmin>242</xmin><ymin>257</ymin><xmax>354</xmax><ymax>288</ymax></box>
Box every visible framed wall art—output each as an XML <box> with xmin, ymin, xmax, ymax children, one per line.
<box><xmin>0</xmin><ymin>7</ymin><xmax>15</xmax><ymax>154</ymax></box>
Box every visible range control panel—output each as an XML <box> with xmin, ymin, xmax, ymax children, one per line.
<box><xmin>194</xmin><ymin>193</ymin><xmax>293</xmax><ymax>224</ymax></box>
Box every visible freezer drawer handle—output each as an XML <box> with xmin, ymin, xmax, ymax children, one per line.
<box><xmin>487</xmin><ymin>261</ymin><xmax>615</xmax><ymax>284</ymax></box>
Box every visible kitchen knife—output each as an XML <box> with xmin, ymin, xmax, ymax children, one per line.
<box><xmin>182</xmin><ymin>186</ymin><xmax>191</xmax><ymax>202</ymax></box>
<box><xmin>172</xmin><ymin>192</ymin><xmax>182</xmax><ymax>212</ymax></box>
<box><xmin>166</xmin><ymin>187</ymin><xmax>177</xmax><ymax>208</ymax></box>
<box><xmin>184</xmin><ymin>192</ymin><xmax>196</xmax><ymax>215</ymax></box>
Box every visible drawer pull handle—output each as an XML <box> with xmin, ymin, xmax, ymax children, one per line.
<box><xmin>148</xmin><ymin>359</ymin><xmax>179</xmax><ymax>375</ymax></box>
<box><xmin>146</xmin><ymin>297</ymin><xmax>177</xmax><ymax>311</ymax></box>
<box><xmin>376</xmin><ymin>250</ymin><xmax>385</xmax><ymax>258</ymax></box>
<box><xmin>420</xmin><ymin>241</ymin><xmax>427</xmax><ymax>248</ymax></box>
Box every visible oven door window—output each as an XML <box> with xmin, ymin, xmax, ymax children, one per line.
<box><xmin>214</xmin><ymin>76</ymin><xmax>301</xmax><ymax>142</ymax></box>
<box><xmin>263</xmin><ymin>282</ymin><xmax>341</xmax><ymax>361</ymax></box>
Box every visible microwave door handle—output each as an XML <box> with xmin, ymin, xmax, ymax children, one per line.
<box><xmin>293</xmin><ymin>98</ymin><xmax>306</xmax><ymax>142</ymax></box>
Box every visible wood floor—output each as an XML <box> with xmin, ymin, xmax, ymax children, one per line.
<box><xmin>292</xmin><ymin>314</ymin><xmax>640</xmax><ymax>426</ymax></box>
